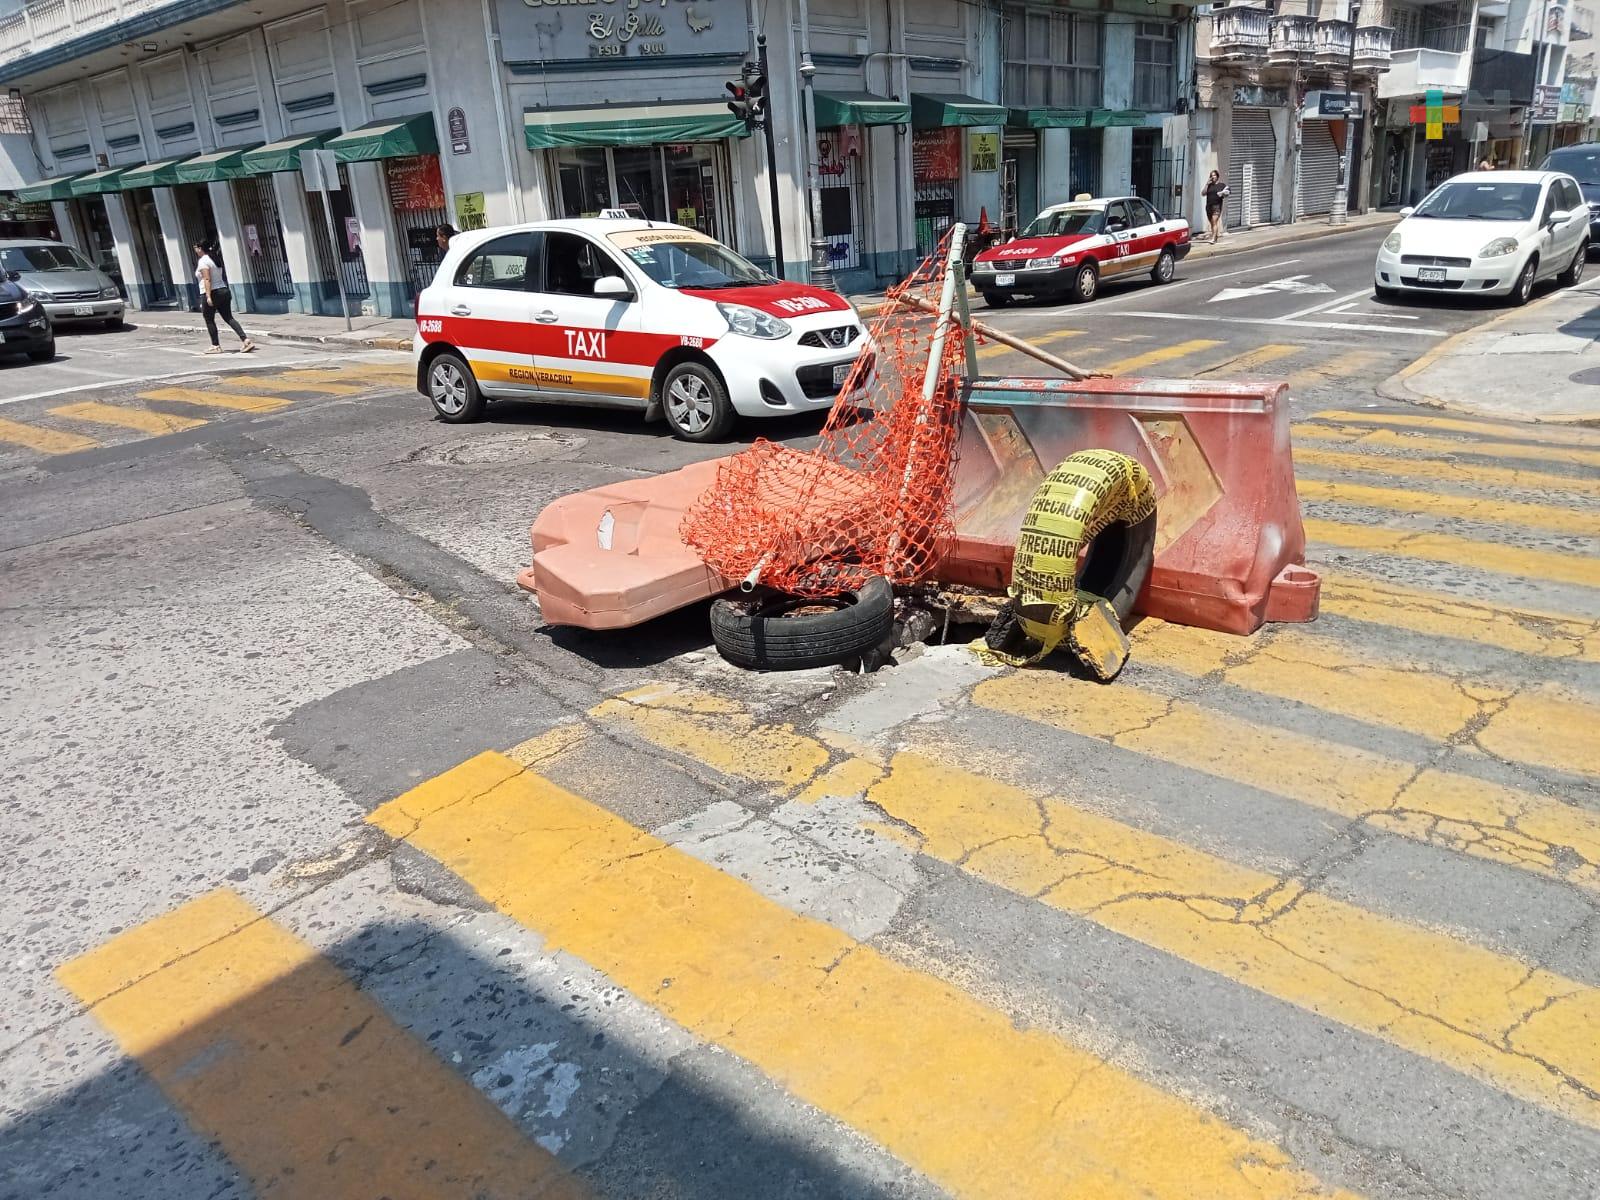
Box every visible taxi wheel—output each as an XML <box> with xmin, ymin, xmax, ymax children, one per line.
<box><xmin>662</xmin><ymin>362</ymin><xmax>734</xmax><ymax>442</ymax></box>
<box><xmin>1071</xmin><ymin>262</ymin><xmax>1099</xmax><ymax>303</ymax></box>
<box><xmin>1150</xmin><ymin>248</ymin><xmax>1176</xmax><ymax>284</ymax></box>
<box><xmin>426</xmin><ymin>351</ymin><xmax>484</xmax><ymax>423</ymax></box>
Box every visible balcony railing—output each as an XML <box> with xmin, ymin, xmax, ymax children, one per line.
<box><xmin>1315</xmin><ymin>19</ymin><xmax>1353</xmax><ymax>65</ymax></box>
<box><xmin>1210</xmin><ymin>4</ymin><xmax>1271</xmax><ymax>61</ymax></box>
<box><xmin>0</xmin><ymin>0</ymin><xmax>173</xmax><ymax>66</ymax></box>
<box><xmin>1269</xmin><ymin>14</ymin><xmax>1317</xmax><ymax>64</ymax></box>
<box><xmin>1355</xmin><ymin>24</ymin><xmax>1393</xmax><ymax>70</ymax></box>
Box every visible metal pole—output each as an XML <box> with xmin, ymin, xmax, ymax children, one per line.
<box><xmin>318</xmin><ymin>182</ymin><xmax>353</xmax><ymax>333</ymax></box>
<box><xmin>757</xmin><ymin>35</ymin><xmax>785</xmax><ymax>279</ymax></box>
<box><xmin>1521</xmin><ymin>0</ymin><xmax>1553</xmax><ymax>167</ymax></box>
<box><xmin>1331</xmin><ymin>0</ymin><xmax>1359</xmax><ymax>224</ymax></box>
<box><xmin>795</xmin><ymin>0</ymin><xmax>836</xmax><ymax>289</ymax></box>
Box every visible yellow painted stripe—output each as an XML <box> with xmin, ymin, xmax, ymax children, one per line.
<box><xmin>1318</xmin><ymin>572</ymin><xmax>1600</xmax><ymax>663</ymax></box>
<box><xmin>866</xmin><ymin>748</ymin><xmax>1600</xmax><ymax>1130</ymax></box>
<box><xmin>1294</xmin><ymin>445</ymin><xmax>1600</xmax><ymax>501</ymax></box>
<box><xmin>970</xmin><ymin>671</ymin><xmax>1600</xmax><ymax>894</ymax></box>
<box><xmin>1198</xmin><ymin>343</ymin><xmax>1301</xmax><ymax>376</ymax></box>
<box><xmin>1296</xmin><ymin>422</ymin><xmax>1600</xmax><ymax>470</ymax></box>
<box><xmin>57</xmin><ymin>889</ymin><xmax>583</xmax><ymax>1200</ymax></box>
<box><xmin>49</xmin><ymin>400</ymin><xmax>206</xmax><ymax>435</ymax></box>
<box><xmin>976</xmin><ymin>328</ymin><xmax>1083</xmax><ymax>359</ymax></box>
<box><xmin>1296</xmin><ymin>477</ymin><xmax>1600</xmax><ymax>536</ymax></box>
<box><xmin>1097</xmin><ymin>338</ymin><xmax>1223</xmax><ymax>377</ymax></box>
<box><xmin>215</xmin><ymin>374</ymin><xmax>363</xmax><ymax>396</ymax></box>
<box><xmin>1286</xmin><ymin>351</ymin><xmax>1388</xmax><ymax>391</ymax></box>
<box><xmin>138</xmin><ymin>386</ymin><xmax>291</xmax><ymax>413</ymax></box>
<box><xmin>1312</xmin><ymin>408</ymin><xmax>1600</xmax><ymax>448</ymax></box>
<box><xmin>0</xmin><ymin>416</ymin><xmax>100</xmax><ymax>454</ymax></box>
<box><xmin>371</xmin><ymin>753</ymin><xmax>1360</xmax><ymax>1200</ymax></box>
<box><xmin>1304</xmin><ymin>517</ymin><xmax>1600</xmax><ymax>590</ymax></box>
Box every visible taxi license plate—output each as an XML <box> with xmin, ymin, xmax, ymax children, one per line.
<box><xmin>995</xmin><ymin>273</ymin><xmax>1015</xmax><ymax>287</ymax></box>
<box><xmin>73</xmin><ymin>304</ymin><xmax>94</xmax><ymax>316</ymax></box>
<box><xmin>832</xmin><ymin>362</ymin><xmax>853</xmax><ymax>388</ymax></box>
<box><xmin>1417</xmin><ymin>268</ymin><xmax>1446</xmax><ymax>283</ymax></box>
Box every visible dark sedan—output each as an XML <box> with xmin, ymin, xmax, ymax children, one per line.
<box><xmin>1540</xmin><ymin>144</ymin><xmax>1600</xmax><ymax>251</ymax></box>
<box><xmin>0</xmin><ymin>273</ymin><xmax>55</xmax><ymax>362</ymax></box>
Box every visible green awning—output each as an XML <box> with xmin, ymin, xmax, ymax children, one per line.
<box><xmin>15</xmin><ymin>172</ymin><xmax>86</xmax><ymax>202</ymax></box>
<box><xmin>524</xmin><ymin>101</ymin><xmax>752</xmax><ymax>149</ymax></box>
<box><xmin>116</xmin><ymin>155</ymin><xmax>197</xmax><ymax>189</ymax></box>
<box><xmin>240</xmin><ymin>131</ymin><xmax>338</xmax><ymax>175</ymax></box>
<box><xmin>910</xmin><ymin>92</ymin><xmax>1007</xmax><ymax>128</ymax></box>
<box><xmin>328</xmin><ymin>113</ymin><xmax>438</xmax><ymax>162</ymax></box>
<box><xmin>1090</xmin><ymin>109</ymin><xmax>1148</xmax><ymax>127</ymax></box>
<box><xmin>70</xmin><ymin>166</ymin><xmax>134</xmax><ymax>195</ymax></box>
<box><xmin>175</xmin><ymin>143</ymin><xmax>264</xmax><ymax>183</ymax></box>
<box><xmin>1007</xmin><ymin>106</ymin><xmax>1090</xmax><ymax>129</ymax></box>
<box><xmin>813</xmin><ymin>91</ymin><xmax>911</xmax><ymax>128</ymax></box>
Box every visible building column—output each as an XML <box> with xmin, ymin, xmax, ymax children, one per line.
<box><xmin>345</xmin><ymin>160</ymin><xmax>408</xmax><ymax>318</ymax></box>
<box><xmin>52</xmin><ymin>200</ymin><xmax>83</xmax><ymax>248</ymax></box>
<box><xmin>151</xmin><ymin>187</ymin><xmax>197</xmax><ymax>309</ymax></box>
<box><xmin>100</xmin><ymin>193</ymin><xmax>146</xmax><ymax>311</ymax></box>
<box><xmin>206</xmin><ymin>181</ymin><xmax>253</xmax><ymax>313</ymax></box>
<box><xmin>1100</xmin><ymin>127</ymin><xmax>1135</xmax><ymax>195</ymax></box>
<box><xmin>1101</xmin><ymin>13</ymin><xmax>1136</xmax><ymax>195</ymax></box>
<box><xmin>270</xmin><ymin>173</ymin><xmax>323</xmax><ymax>316</ymax></box>
<box><xmin>1040</xmin><ymin>127</ymin><xmax>1072</xmax><ymax>208</ymax></box>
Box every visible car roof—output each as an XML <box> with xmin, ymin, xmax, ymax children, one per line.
<box><xmin>1446</xmin><ymin>170</ymin><xmax>1563</xmax><ymax>185</ymax></box>
<box><xmin>0</xmin><ymin>238</ymin><xmax>69</xmax><ymax>247</ymax></box>
<box><xmin>1037</xmin><ymin>197</ymin><xmax>1122</xmax><ymax>214</ymax></box>
<box><xmin>457</xmin><ymin>217</ymin><xmax>691</xmax><ymax>242</ymax></box>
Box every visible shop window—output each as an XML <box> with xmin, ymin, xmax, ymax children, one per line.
<box><xmin>1133</xmin><ymin>21</ymin><xmax>1177</xmax><ymax>112</ymax></box>
<box><xmin>1003</xmin><ymin>4</ymin><xmax>1101</xmax><ymax>108</ymax></box>
<box><xmin>455</xmin><ymin>233</ymin><xmax>534</xmax><ymax>290</ymax></box>
<box><xmin>542</xmin><ymin>232</ymin><xmax>625</xmax><ymax>296</ymax></box>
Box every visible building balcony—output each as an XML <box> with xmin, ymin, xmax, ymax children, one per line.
<box><xmin>1377</xmin><ymin>46</ymin><xmax>1471</xmax><ymax>98</ymax></box>
<box><xmin>0</xmin><ymin>0</ymin><xmax>228</xmax><ymax>83</ymax></box>
<box><xmin>1208</xmin><ymin>4</ymin><xmax>1271</xmax><ymax>63</ymax></box>
<box><xmin>1315</xmin><ymin>19</ymin><xmax>1353</xmax><ymax>66</ymax></box>
<box><xmin>1268</xmin><ymin>14</ymin><xmax>1317</xmax><ymax>65</ymax></box>
<box><xmin>1354</xmin><ymin>25</ymin><xmax>1393</xmax><ymax>71</ymax></box>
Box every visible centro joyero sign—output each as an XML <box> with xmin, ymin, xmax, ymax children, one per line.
<box><xmin>499</xmin><ymin>0</ymin><xmax>747</xmax><ymax>63</ymax></box>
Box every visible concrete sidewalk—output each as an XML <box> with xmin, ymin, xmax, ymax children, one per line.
<box><xmin>127</xmin><ymin>306</ymin><xmax>415</xmax><ymax>352</ymax></box>
<box><xmin>1381</xmin><ymin>277</ymin><xmax>1600</xmax><ymax>425</ymax></box>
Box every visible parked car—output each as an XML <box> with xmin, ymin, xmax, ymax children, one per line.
<box><xmin>0</xmin><ymin>239</ymin><xmax>126</xmax><ymax>328</ymax></box>
<box><xmin>1373</xmin><ymin>170</ymin><xmax>1588</xmax><ymax>305</ymax></box>
<box><xmin>0</xmin><ymin>271</ymin><xmax>55</xmax><ymax>362</ymax></box>
<box><xmin>968</xmin><ymin>196</ymin><xmax>1192</xmax><ymax>306</ymax></box>
<box><xmin>413</xmin><ymin>213</ymin><xmax>868</xmax><ymax>441</ymax></box>
<box><xmin>1539</xmin><ymin>144</ymin><xmax>1600</xmax><ymax>250</ymax></box>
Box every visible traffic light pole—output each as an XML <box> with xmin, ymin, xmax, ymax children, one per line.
<box><xmin>757</xmin><ymin>36</ymin><xmax>786</xmax><ymax>279</ymax></box>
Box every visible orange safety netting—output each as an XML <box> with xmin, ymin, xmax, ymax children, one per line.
<box><xmin>680</xmin><ymin>234</ymin><xmax>970</xmax><ymax>598</ymax></box>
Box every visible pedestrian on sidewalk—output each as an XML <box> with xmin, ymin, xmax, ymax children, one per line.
<box><xmin>1202</xmin><ymin>171</ymin><xmax>1228</xmax><ymax>243</ymax></box>
<box><xmin>193</xmin><ymin>241</ymin><xmax>253</xmax><ymax>355</ymax></box>
<box><xmin>435</xmin><ymin>224</ymin><xmax>457</xmax><ymax>253</ymax></box>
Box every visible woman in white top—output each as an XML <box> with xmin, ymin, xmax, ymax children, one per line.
<box><xmin>193</xmin><ymin>241</ymin><xmax>254</xmax><ymax>354</ymax></box>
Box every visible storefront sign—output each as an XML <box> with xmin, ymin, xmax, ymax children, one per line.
<box><xmin>1532</xmin><ymin>84</ymin><xmax>1563</xmax><ymax>123</ymax></box>
<box><xmin>448</xmin><ymin>107</ymin><xmax>470</xmax><ymax>155</ymax></box>
<box><xmin>385</xmin><ymin>155</ymin><xmax>447</xmax><ymax>211</ymax></box>
<box><xmin>1233</xmin><ymin>85</ymin><xmax>1288</xmax><ymax>108</ymax></box>
<box><xmin>496</xmin><ymin>0</ymin><xmax>747</xmax><ymax>64</ymax></box>
<box><xmin>912</xmin><ymin>128</ymin><xmax>961</xmax><ymax>184</ymax></box>
<box><xmin>675</xmin><ymin>206</ymin><xmax>697</xmax><ymax>225</ymax></box>
<box><xmin>969</xmin><ymin>132</ymin><xmax>999</xmax><ymax>172</ymax></box>
<box><xmin>1314</xmin><ymin>92</ymin><xmax>1362</xmax><ymax>118</ymax></box>
<box><xmin>345</xmin><ymin>215</ymin><xmax>362</xmax><ymax>254</ymax></box>
<box><xmin>454</xmin><ymin>192</ymin><xmax>487</xmax><ymax>230</ymax></box>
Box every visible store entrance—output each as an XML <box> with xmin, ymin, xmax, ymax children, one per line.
<box><xmin>124</xmin><ymin>187</ymin><xmax>176</xmax><ymax>307</ymax></box>
<box><xmin>551</xmin><ymin>144</ymin><xmax>733</xmax><ymax>245</ymax></box>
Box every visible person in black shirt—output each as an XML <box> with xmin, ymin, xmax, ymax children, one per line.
<box><xmin>1202</xmin><ymin>170</ymin><xmax>1228</xmax><ymax>243</ymax></box>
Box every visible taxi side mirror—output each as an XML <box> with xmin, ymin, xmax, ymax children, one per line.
<box><xmin>593</xmin><ymin>275</ymin><xmax>633</xmax><ymax>299</ymax></box>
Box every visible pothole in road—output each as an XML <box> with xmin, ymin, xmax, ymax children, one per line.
<box><xmin>407</xmin><ymin>430</ymin><xmax>586</xmax><ymax>466</ymax></box>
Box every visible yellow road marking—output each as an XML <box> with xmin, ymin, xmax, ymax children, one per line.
<box><xmin>138</xmin><ymin>386</ymin><xmax>291</xmax><ymax>413</ymax></box>
<box><xmin>971</xmin><ymin>671</ymin><xmax>1600</xmax><ymax>895</ymax></box>
<box><xmin>57</xmin><ymin>888</ymin><xmax>582</xmax><ymax>1200</ymax></box>
<box><xmin>1304</xmin><ymin>517</ymin><xmax>1600</xmax><ymax>590</ymax></box>
<box><xmin>49</xmin><ymin>400</ymin><xmax>206</xmax><ymax>435</ymax></box>
<box><xmin>371</xmin><ymin>754</ymin><xmax>1361</xmax><ymax>1200</ymax></box>
<box><xmin>0</xmin><ymin>416</ymin><xmax>100</xmax><ymax>454</ymax></box>
<box><xmin>1198</xmin><ymin>343</ymin><xmax>1301</xmax><ymax>376</ymax></box>
<box><xmin>1296</xmin><ymin>422</ymin><xmax>1600</xmax><ymax>470</ymax></box>
<box><xmin>1318</xmin><ymin>572</ymin><xmax>1600</xmax><ymax>663</ymax></box>
<box><xmin>976</xmin><ymin>328</ymin><xmax>1083</xmax><ymax>359</ymax></box>
<box><xmin>1312</xmin><ymin>409</ymin><xmax>1600</xmax><ymax>448</ymax></box>
<box><xmin>214</xmin><ymin>374</ymin><xmax>364</xmax><ymax>396</ymax></box>
<box><xmin>1285</xmin><ymin>351</ymin><xmax>1388</xmax><ymax>391</ymax></box>
<box><xmin>1097</xmin><ymin>338</ymin><xmax>1223</xmax><ymax>377</ymax></box>
<box><xmin>865</xmin><ymin>749</ymin><xmax>1600</xmax><ymax>1131</ymax></box>
<box><xmin>1294</xmin><ymin>444</ymin><xmax>1600</xmax><ymax>501</ymax></box>
<box><xmin>1296</xmin><ymin>477</ymin><xmax>1600</xmax><ymax>536</ymax></box>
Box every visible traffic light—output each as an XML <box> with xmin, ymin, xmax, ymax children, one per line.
<box><xmin>743</xmin><ymin>61</ymin><xmax>768</xmax><ymax>129</ymax></box>
<box><xmin>725</xmin><ymin>78</ymin><xmax>753</xmax><ymax>126</ymax></box>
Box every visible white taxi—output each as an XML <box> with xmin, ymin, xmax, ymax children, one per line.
<box><xmin>413</xmin><ymin>215</ymin><xmax>867</xmax><ymax>441</ymax></box>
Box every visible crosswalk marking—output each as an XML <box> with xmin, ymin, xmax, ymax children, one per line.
<box><xmin>1297</xmin><ymin>422</ymin><xmax>1600</xmax><ymax>470</ymax></box>
<box><xmin>1311</xmin><ymin>408</ymin><xmax>1600</xmax><ymax>448</ymax></box>
<box><xmin>48</xmin><ymin>400</ymin><xmax>207</xmax><ymax>435</ymax></box>
<box><xmin>1296</xmin><ymin>476</ymin><xmax>1600</xmax><ymax>535</ymax></box>
<box><xmin>137</xmin><ymin>386</ymin><xmax>292</xmax><ymax>413</ymax></box>
<box><xmin>1285</xmin><ymin>351</ymin><xmax>1387</xmax><ymax>391</ymax></box>
<box><xmin>1294</xmin><ymin>444</ymin><xmax>1600</xmax><ymax>501</ymax></box>
<box><xmin>976</xmin><ymin>328</ymin><xmax>1083</xmax><ymax>359</ymax></box>
<box><xmin>1096</xmin><ymin>338</ymin><xmax>1224</xmax><ymax>376</ymax></box>
<box><xmin>0</xmin><ymin>415</ymin><xmax>100</xmax><ymax>454</ymax></box>
<box><xmin>57</xmin><ymin>888</ymin><xmax>582</xmax><ymax>1200</ymax></box>
<box><xmin>1304</xmin><ymin>517</ymin><xmax>1600</xmax><ymax>590</ymax></box>
<box><xmin>200</xmin><ymin>374</ymin><xmax>364</xmax><ymax>397</ymax></box>
<box><xmin>370</xmin><ymin>753</ymin><xmax>1361</xmax><ymax>1200</ymax></box>
<box><xmin>1196</xmin><ymin>342</ymin><xmax>1301</xmax><ymax>375</ymax></box>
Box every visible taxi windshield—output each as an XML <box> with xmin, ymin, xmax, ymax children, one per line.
<box><xmin>613</xmin><ymin>235</ymin><xmax>772</xmax><ymax>289</ymax></box>
<box><xmin>1020</xmin><ymin>208</ymin><xmax>1103</xmax><ymax>238</ymax></box>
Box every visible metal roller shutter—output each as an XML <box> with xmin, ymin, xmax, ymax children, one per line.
<box><xmin>1226</xmin><ymin>108</ymin><xmax>1276</xmax><ymax>228</ymax></box>
<box><xmin>1298</xmin><ymin>121</ymin><xmax>1341</xmax><ymax>217</ymax></box>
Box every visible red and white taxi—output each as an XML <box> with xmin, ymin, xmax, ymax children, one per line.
<box><xmin>969</xmin><ymin>196</ymin><xmax>1191</xmax><ymax>306</ymax></box>
<box><xmin>413</xmin><ymin>215</ymin><xmax>866</xmax><ymax>441</ymax></box>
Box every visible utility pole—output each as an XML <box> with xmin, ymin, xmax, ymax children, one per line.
<box><xmin>795</xmin><ymin>0</ymin><xmax>835</xmax><ymax>289</ymax></box>
<box><xmin>757</xmin><ymin>36</ymin><xmax>786</xmax><ymax>278</ymax></box>
<box><xmin>1330</xmin><ymin>0</ymin><xmax>1360</xmax><ymax>225</ymax></box>
<box><xmin>1521</xmin><ymin>0</ymin><xmax>1554</xmax><ymax>166</ymax></box>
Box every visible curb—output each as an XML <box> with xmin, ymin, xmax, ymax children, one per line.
<box><xmin>138</xmin><ymin>322</ymin><xmax>414</xmax><ymax>353</ymax></box>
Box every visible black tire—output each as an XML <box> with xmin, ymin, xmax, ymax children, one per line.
<box><xmin>1150</xmin><ymin>248</ymin><xmax>1176</xmax><ymax>284</ymax></box>
<box><xmin>1070</xmin><ymin>261</ymin><xmax>1099</xmax><ymax>303</ymax></box>
<box><xmin>662</xmin><ymin>360</ymin><xmax>735</xmax><ymax>442</ymax></box>
<box><xmin>425</xmin><ymin>350</ymin><xmax>484</xmax><ymax>423</ymax></box>
<box><xmin>982</xmin><ymin>291</ymin><xmax>1011</xmax><ymax>309</ymax></box>
<box><xmin>1374</xmin><ymin>284</ymin><xmax>1399</xmax><ymax>301</ymax></box>
<box><xmin>1077</xmin><ymin>512</ymin><xmax>1157</xmax><ymax>623</ymax></box>
<box><xmin>1509</xmin><ymin>258</ymin><xmax>1537</xmax><ymax>307</ymax></box>
<box><xmin>27</xmin><ymin>338</ymin><xmax>55</xmax><ymax>362</ymax></box>
<box><xmin>102</xmin><ymin>316</ymin><xmax>123</xmax><ymax>330</ymax></box>
<box><xmin>1559</xmin><ymin>242</ymin><xmax>1587</xmax><ymax>287</ymax></box>
<box><xmin>710</xmin><ymin>576</ymin><xmax>894</xmax><ymax>671</ymax></box>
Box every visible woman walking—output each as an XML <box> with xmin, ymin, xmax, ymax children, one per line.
<box><xmin>194</xmin><ymin>241</ymin><xmax>253</xmax><ymax>354</ymax></box>
<box><xmin>1202</xmin><ymin>170</ymin><xmax>1228</xmax><ymax>244</ymax></box>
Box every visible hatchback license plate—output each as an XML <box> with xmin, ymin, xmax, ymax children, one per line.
<box><xmin>832</xmin><ymin>362</ymin><xmax>853</xmax><ymax>388</ymax></box>
<box><xmin>1417</xmin><ymin>268</ymin><xmax>1446</xmax><ymax>283</ymax></box>
<box><xmin>73</xmin><ymin>304</ymin><xmax>93</xmax><ymax>316</ymax></box>
<box><xmin>995</xmin><ymin>273</ymin><xmax>1015</xmax><ymax>287</ymax></box>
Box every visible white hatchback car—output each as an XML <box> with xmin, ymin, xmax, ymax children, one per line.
<box><xmin>413</xmin><ymin>216</ymin><xmax>867</xmax><ymax>441</ymax></box>
<box><xmin>1374</xmin><ymin>170</ymin><xmax>1589</xmax><ymax>305</ymax></box>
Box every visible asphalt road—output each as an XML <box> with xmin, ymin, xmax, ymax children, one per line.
<box><xmin>3</xmin><ymin>231</ymin><xmax>1598</xmax><ymax>1200</ymax></box>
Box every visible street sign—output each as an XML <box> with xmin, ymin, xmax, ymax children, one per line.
<box><xmin>1316</xmin><ymin>93</ymin><xmax>1362</xmax><ymax>118</ymax></box>
<box><xmin>1532</xmin><ymin>84</ymin><xmax>1562</xmax><ymax>123</ymax></box>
